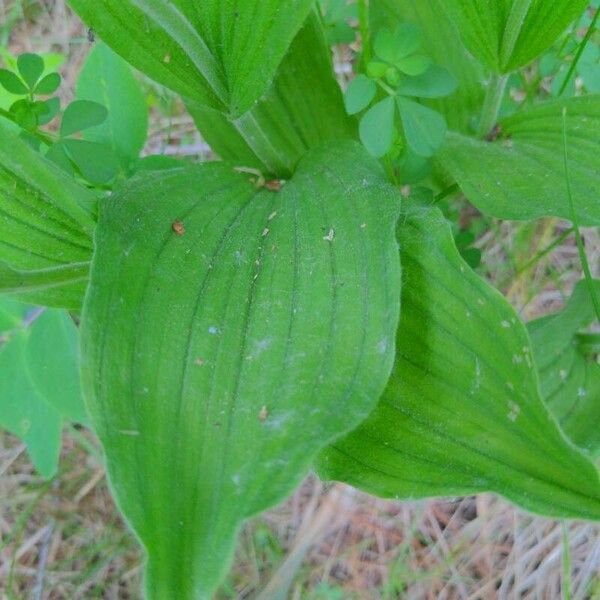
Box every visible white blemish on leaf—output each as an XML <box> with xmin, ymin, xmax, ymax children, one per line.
<box><xmin>501</xmin><ymin>320</ymin><xmax>511</xmax><ymax>328</ymax></box>
<box><xmin>578</xmin><ymin>387</ymin><xmax>587</xmax><ymax>398</ymax></box>
<box><xmin>262</xmin><ymin>227</ymin><xmax>269</xmax><ymax>237</ymax></box>
<box><xmin>208</xmin><ymin>326</ymin><xmax>219</xmax><ymax>335</ymax></box>
<box><xmin>377</xmin><ymin>338</ymin><xmax>388</xmax><ymax>355</ymax></box>
<box><xmin>323</xmin><ymin>228</ymin><xmax>335</xmax><ymax>242</ymax></box>
<box><xmin>259</xmin><ymin>406</ymin><xmax>269</xmax><ymax>421</ymax></box>
<box><xmin>507</xmin><ymin>401</ymin><xmax>520</xmax><ymax>422</ymax></box>
<box><xmin>268</xmin><ymin>211</ymin><xmax>277</xmax><ymax>221</ymax></box>
<box><xmin>559</xmin><ymin>369</ymin><xmax>568</xmax><ymax>381</ymax></box>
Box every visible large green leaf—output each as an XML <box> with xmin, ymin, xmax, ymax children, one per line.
<box><xmin>438</xmin><ymin>96</ymin><xmax>600</xmax><ymax>224</ymax></box>
<box><xmin>76</xmin><ymin>43</ymin><xmax>148</xmax><ymax>174</ymax></box>
<box><xmin>187</xmin><ymin>11</ymin><xmax>354</xmax><ymax>177</ymax></box>
<box><xmin>441</xmin><ymin>0</ymin><xmax>589</xmax><ymax>73</ymax></box>
<box><xmin>371</xmin><ymin>0</ymin><xmax>484</xmax><ymax>133</ymax></box>
<box><xmin>0</xmin><ymin>303</ymin><xmax>84</xmax><ymax>477</ymax></box>
<box><xmin>317</xmin><ymin>203</ymin><xmax>600</xmax><ymax>521</ymax></box>
<box><xmin>0</xmin><ymin>123</ymin><xmax>95</xmax><ymax>309</ymax></box>
<box><xmin>529</xmin><ymin>281</ymin><xmax>600</xmax><ymax>458</ymax></box>
<box><xmin>81</xmin><ymin>142</ymin><xmax>402</xmax><ymax>598</ymax></box>
<box><xmin>67</xmin><ymin>0</ymin><xmax>314</xmax><ymax>117</ymax></box>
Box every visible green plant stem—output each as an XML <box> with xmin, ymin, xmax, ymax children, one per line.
<box><xmin>515</xmin><ymin>227</ymin><xmax>574</xmax><ymax>276</ymax></box>
<box><xmin>434</xmin><ymin>183</ymin><xmax>459</xmax><ymax>203</ymax></box>
<box><xmin>562</xmin><ymin>522</ymin><xmax>572</xmax><ymax>600</ymax></box>
<box><xmin>477</xmin><ymin>74</ymin><xmax>508</xmax><ymax>138</ymax></box>
<box><xmin>562</xmin><ymin>107</ymin><xmax>600</xmax><ymax>324</ymax></box>
<box><xmin>358</xmin><ymin>0</ymin><xmax>371</xmax><ymax>64</ymax></box>
<box><xmin>559</xmin><ymin>6</ymin><xmax>600</xmax><ymax>96</ymax></box>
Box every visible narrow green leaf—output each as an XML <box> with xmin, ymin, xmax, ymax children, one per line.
<box><xmin>529</xmin><ymin>280</ymin><xmax>600</xmax><ymax>458</ymax></box>
<box><xmin>441</xmin><ymin>0</ymin><xmax>589</xmax><ymax>72</ymax></box>
<box><xmin>359</xmin><ymin>97</ymin><xmax>396</xmax><ymax>158</ymax></box>
<box><xmin>17</xmin><ymin>53</ymin><xmax>45</xmax><ymax>89</ymax></box>
<box><xmin>438</xmin><ymin>96</ymin><xmax>600</xmax><ymax>224</ymax></box>
<box><xmin>60</xmin><ymin>100</ymin><xmax>108</xmax><ymax>138</ymax></box>
<box><xmin>76</xmin><ymin>43</ymin><xmax>148</xmax><ymax>172</ymax></box>
<box><xmin>0</xmin><ymin>69</ymin><xmax>28</xmax><ymax>95</ymax></box>
<box><xmin>398</xmin><ymin>97</ymin><xmax>446</xmax><ymax>157</ymax></box>
<box><xmin>345</xmin><ymin>75</ymin><xmax>377</xmax><ymax>115</ymax></box>
<box><xmin>67</xmin><ymin>0</ymin><xmax>315</xmax><ymax>117</ymax></box>
<box><xmin>317</xmin><ymin>204</ymin><xmax>600</xmax><ymax>521</ymax></box>
<box><xmin>0</xmin><ymin>122</ymin><xmax>95</xmax><ymax>309</ymax></box>
<box><xmin>33</xmin><ymin>72</ymin><xmax>61</xmax><ymax>96</ymax></box>
<box><xmin>0</xmin><ymin>261</ymin><xmax>89</xmax><ymax>310</ymax></box>
<box><xmin>81</xmin><ymin>142</ymin><xmax>402</xmax><ymax>598</ymax></box>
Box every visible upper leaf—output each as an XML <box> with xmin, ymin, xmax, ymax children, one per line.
<box><xmin>317</xmin><ymin>203</ymin><xmax>600</xmax><ymax>521</ymax></box>
<box><xmin>371</xmin><ymin>0</ymin><xmax>484</xmax><ymax>133</ymax></box>
<box><xmin>441</xmin><ymin>0</ymin><xmax>589</xmax><ymax>73</ymax></box>
<box><xmin>17</xmin><ymin>53</ymin><xmax>45</xmax><ymax>89</ymax></box>
<box><xmin>76</xmin><ymin>43</ymin><xmax>148</xmax><ymax>174</ymax></box>
<box><xmin>67</xmin><ymin>0</ymin><xmax>315</xmax><ymax>117</ymax></box>
<box><xmin>529</xmin><ymin>280</ymin><xmax>600</xmax><ymax>458</ymax></box>
<box><xmin>438</xmin><ymin>96</ymin><xmax>600</xmax><ymax>225</ymax></box>
<box><xmin>81</xmin><ymin>142</ymin><xmax>402</xmax><ymax>598</ymax></box>
<box><xmin>0</xmin><ymin>122</ymin><xmax>95</xmax><ymax>309</ymax></box>
<box><xmin>60</xmin><ymin>100</ymin><xmax>108</xmax><ymax>138</ymax></box>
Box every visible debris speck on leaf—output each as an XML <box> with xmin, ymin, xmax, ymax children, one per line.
<box><xmin>259</xmin><ymin>406</ymin><xmax>269</xmax><ymax>421</ymax></box>
<box><xmin>265</xmin><ymin>180</ymin><xmax>283</xmax><ymax>192</ymax></box>
<box><xmin>172</xmin><ymin>220</ymin><xmax>185</xmax><ymax>236</ymax></box>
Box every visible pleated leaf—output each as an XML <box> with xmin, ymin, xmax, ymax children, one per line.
<box><xmin>317</xmin><ymin>204</ymin><xmax>600</xmax><ymax>521</ymax></box>
<box><xmin>186</xmin><ymin>12</ymin><xmax>354</xmax><ymax>178</ymax></box>
<box><xmin>0</xmin><ymin>124</ymin><xmax>95</xmax><ymax>309</ymax></box>
<box><xmin>441</xmin><ymin>0</ymin><xmax>589</xmax><ymax>73</ymax></box>
<box><xmin>438</xmin><ymin>96</ymin><xmax>600</xmax><ymax>225</ymax></box>
<box><xmin>81</xmin><ymin>142</ymin><xmax>402</xmax><ymax>599</ymax></box>
<box><xmin>67</xmin><ymin>0</ymin><xmax>315</xmax><ymax>117</ymax></box>
<box><xmin>529</xmin><ymin>280</ymin><xmax>600</xmax><ymax>458</ymax></box>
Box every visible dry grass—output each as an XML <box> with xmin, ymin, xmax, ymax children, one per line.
<box><xmin>2</xmin><ymin>433</ymin><xmax>600</xmax><ymax>599</ymax></box>
<box><xmin>1</xmin><ymin>1</ymin><xmax>600</xmax><ymax>598</ymax></box>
